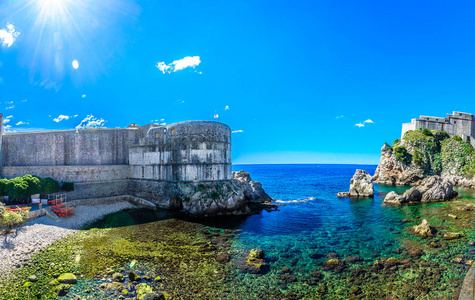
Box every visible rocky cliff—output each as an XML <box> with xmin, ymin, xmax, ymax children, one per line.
<box><xmin>373</xmin><ymin>129</ymin><xmax>475</xmax><ymax>187</ymax></box>
<box><xmin>178</xmin><ymin>171</ymin><xmax>272</xmax><ymax>217</ymax></box>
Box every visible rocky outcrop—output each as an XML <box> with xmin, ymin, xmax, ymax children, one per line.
<box><xmin>232</xmin><ymin>171</ymin><xmax>272</xmax><ymax>203</ymax></box>
<box><xmin>337</xmin><ymin>169</ymin><xmax>374</xmax><ymax>198</ymax></box>
<box><xmin>372</xmin><ymin>144</ymin><xmax>424</xmax><ymax>186</ymax></box>
<box><xmin>383</xmin><ymin>176</ymin><xmax>458</xmax><ymax>205</ymax></box>
<box><xmin>176</xmin><ymin>171</ymin><xmax>272</xmax><ymax>217</ymax></box>
<box><xmin>178</xmin><ymin>181</ymin><xmax>250</xmax><ymax>217</ymax></box>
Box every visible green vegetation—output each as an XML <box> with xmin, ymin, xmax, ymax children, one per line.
<box><xmin>40</xmin><ymin>177</ymin><xmax>61</xmax><ymax>195</ymax></box>
<box><xmin>0</xmin><ymin>203</ymin><xmax>28</xmax><ymax>230</ymax></box>
<box><xmin>393</xmin><ymin>146</ymin><xmax>409</xmax><ymax>163</ymax></box>
<box><xmin>61</xmin><ymin>182</ymin><xmax>75</xmax><ymax>192</ymax></box>
<box><xmin>392</xmin><ymin>139</ymin><xmax>401</xmax><ymax>147</ymax></box>
<box><xmin>400</xmin><ymin>129</ymin><xmax>475</xmax><ymax>177</ymax></box>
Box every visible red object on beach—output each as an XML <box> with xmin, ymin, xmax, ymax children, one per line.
<box><xmin>48</xmin><ymin>199</ymin><xmax>63</xmax><ymax>206</ymax></box>
<box><xmin>53</xmin><ymin>207</ymin><xmax>74</xmax><ymax>217</ymax></box>
<box><xmin>53</xmin><ymin>203</ymin><xmax>66</xmax><ymax>209</ymax></box>
<box><xmin>5</xmin><ymin>206</ymin><xmax>31</xmax><ymax>212</ymax></box>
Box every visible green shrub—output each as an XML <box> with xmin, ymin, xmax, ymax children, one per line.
<box><xmin>452</xmin><ymin>136</ymin><xmax>463</xmax><ymax>142</ymax></box>
<box><xmin>394</xmin><ymin>146</ymin><xmax>409</xmax><ymax>163</ymax></box>
<box><xmin>40</xmin><ymin>177</ymin><xmax>61</xmax><ymax>194</ymax></box>
<box><xmin>0</xmin><ymin>203</ymin><xmax>28</xmax><ymax>229</ymax></box>
<box><xmin>61</xmin><ymin>182</ymin><xmax>74</xmax><ymax>192</ymax></box>
<box><xmin>392</xmin><ymin>139</ymin><xmax>401</xmax><ymax>147</ymax></box>
<box><xmin>413</xmin><ymin>150</ymin><xmax>423</xmax><ymax>166</ymax></box>
<box><xmin>422</xmin><ymin>128</ymin><xmax>432</xmax><ymax>136</ymax></box>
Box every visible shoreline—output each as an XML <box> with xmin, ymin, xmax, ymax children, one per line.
<box><xmin>0</xmin><ymin>202</ymin><xmax>135</xmax><ymax>280</ymax></box>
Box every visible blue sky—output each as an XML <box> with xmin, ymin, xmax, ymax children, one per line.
<box><xmin>1</xmin><ymin>0</ymin><xmax>475</xmax><ymax>164</ymax></box>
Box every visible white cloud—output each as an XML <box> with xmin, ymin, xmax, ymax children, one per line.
<box><xmin>4</xmin><ymin>124</ymin><xmax>15</xmax><ymax>133</ymax></box>
<box><xmin>364</xmin><ymin>119</ymin><xmax>374</xmax><ymax>124</ymax></box>
<box><xmin>225</xmin><ymin>105</ymin><xmax>230</xmax><ymax>110</ymax></box>
<box><xmin>53</xmin><ymin>115</ymin><xmax>71</xmax><ymax>122</ymax></box>
<box><xmin>232</xmin><ymin>130</ymin><xmax>244</xmax><ymax>133</ymax></box>
<box><xmin>6</xmin><ymin>115</ymin><xmax>13</xmax><ymax>119</ymax></box>
<box><xmin>156</xmin><ymin>56</ymin><xmax>201</xmax><ymax>74</ymax></box>
<box><xmin>6</xmin><ymin>105</ymin><xmax>14</xmax><ymax>110</ymax></box>
<box><xmin>15</xmin><ymin>121</ymin><xmax>27</xmax><ymax>126</ymax></box>
<box><xmin>0</xmin><ymin>23</ymin><xmax>20</xmax><ymax>47</ymax></box>
<box><xmin>3</xmin><ymin>118</ymin><xmax>10</xmax><ymax>124</ymax></box>
<box><xmin>336</xmin><ymin>115</ymin><xmax>344</xmax><ymax>119</ymax></box>
<box><xmin>75</xmin><ymin>115</ymin><xmax>106</xmax><ymax>129</ymax></box>
<box><xmin>355</xmin><ymin>123</ymin><xmax>365</xmax><ymax>128</ymax></box>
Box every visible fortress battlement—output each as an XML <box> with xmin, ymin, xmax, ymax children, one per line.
<box><xmin>0</xmin><ymin>115</ymin><xmax>234</xmax><ymax>214</ymax></box>
<box><xmin>401</xmin><ymin>111</ymin><xmax>475</xmax><ymax>144</ymax></box>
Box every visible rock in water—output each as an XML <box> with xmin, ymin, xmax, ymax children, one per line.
<box><xmin>412</xmin><ymin>219</ymin><xmax>434</xmax><ymax>238</ymax></box>
<box><xmin>232</xmin><ymin>171</ymin><xmax>272</xmax><ymax>203</ymax></box>
<box><xmin>337</xmin><ymin>169</ymin><xmax>374</xmax><ymax>198</ymax></box>
<box><xmin>417</xmin><ymin>175</ymin><xmax>458</xmax><ymax>202</ymax></box>
<box><xmin>384</xmin><ymin>176</ymin><xmax>457</xmax><ymax>205</ymax></box>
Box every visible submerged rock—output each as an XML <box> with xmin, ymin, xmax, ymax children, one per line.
<box><xmin>337</xmin><ymin>169</ymin><xmax>375</xmax><ymax>198</ymax></box>
<box><xmin>57</xmin><ymin>273</ymin><xmax>77</xmax><ymax>284</ymax></box>
<box><xmin>246</xmin><ymin>248</ymin><xmax>265</xmax><ymax>270</ymax></box>
<box><xmin>322</xmin><ymin>259</ymin><xmax>346</xmax><ymax>272</ymax></box>
<box><xmin>412</xmin><ymin>219</ymin><xmax>435</xmax><ymax>238</ymax></box>
<box><xmin>136</xmin><ymin>283</ymin><xmax>154</xmax><ymax>300</ymax></box>
<box><xmin>443</xmin><ymin>232</ymin><xmax>462</xmax><ymax>240</ymax></box>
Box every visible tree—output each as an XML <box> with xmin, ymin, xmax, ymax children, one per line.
<box><xmin>0</xmin><ymin>203</ymin><xmax>28</xmax><ymax>234</ymax></box>
<box><xmin>61</xmin><ymin>182</ymin><xmax>74</xmax><ymax>192</ymax></box>
<box><xmin>22</xmin><ymin>175</ymin><xmax>41</xmax><ymax>196</ymax></box>
<box><xmin>40</xmin><ymin>177</ymin><xmax>61</xmax><ymax>194</ymax></box>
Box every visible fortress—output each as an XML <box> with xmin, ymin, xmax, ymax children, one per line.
<box><xmin>0</xmin><ymin>114</ymin><xmax>249</xmax><ymax>216</ymax></box>
<box><xmin>401</xmin><ymin>111</ymin><xmax>475</xmax><ymax>144</ymax></box>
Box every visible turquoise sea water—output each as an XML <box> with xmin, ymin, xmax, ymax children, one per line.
<box><xmin>82</xmin><ymin>164</ymin><xmax>475</xmax><ymax>299</ymax></box>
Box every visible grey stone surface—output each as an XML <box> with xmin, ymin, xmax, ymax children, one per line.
<box><xmin>383</xmin><ymin>176</ymin><xmax>458</xmax><ymax>205</ymax></box>
<box><xmin>232</xmin><ymin>170</ymin><xmax>272</xmax><ymax>203</ymax></box>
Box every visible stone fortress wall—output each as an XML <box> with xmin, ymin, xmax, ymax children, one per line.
<box><xmin>0</xmin><ymin>115</ymin><xmax>233</xmax><ymax>212</ymax></box>
<box><xmin>401</xmin><ymin>111</ymin><xmax>475</xmax><ymax>144</ymax></box>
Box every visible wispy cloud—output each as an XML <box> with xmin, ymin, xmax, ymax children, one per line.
<box><xmin>6</xmin><ymin>115</ymin><xmax>13</xmax><ymax>119</ymax></box>
<box><xmin>0</xmin><ymin>23</ymin><xmax>20</xmax><ymax>47</ymax></box>
<box><xmin>355</xmin><ymin>119</ymin><xmax>375</xmax><ymax>128</ymax></box>
<box><xmin>53</xmin><ymin>115</ymin><xmax>71</xmax><ymax>122</ymax></box>
<box><xmin>76</xmin><ymin>115</ymin><xmax>106</xmax><ymax>129</ymax></box>
<box><xmin>156</xmin><ymin>56</ymin><xmax>201</xmax><ymax>74</ymax></box>
<box><xmin>4</xmin><ymin>124</ymin><xmax>14</xmax><ymax>133</ymax></box>
<box><xmin>3</xmin><ymin>118</ymin><xmax>10</xmax><ymax>124</ymax></box>
<box><xmin>15</xmin><ymin>121</ymin><xmax>28</xmax><ymax>126</ymax></box>
<box><xmin>225</xmin><ymin>105</ymin><xmax>230</xmax><ymax>110</ymax></box>
<box><xmin>336</xmin><ymin>115</ymin><xmax>344</xmax><ymax>119</ymax></box>
<box><xmin>5</xmin><ymin>105</ymin><xmax>14</xmax><ymax>110</ymax></box>
<box><xmin>232</xmin><ymin>130</ymin><xmax>244</xmax><ymax>133</ymax></box>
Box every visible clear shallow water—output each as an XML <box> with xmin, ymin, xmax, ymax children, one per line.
<box><xmin>230</xmin><ymin>164</ymin><xmax>404</xmax><ymax>260</ymax></box>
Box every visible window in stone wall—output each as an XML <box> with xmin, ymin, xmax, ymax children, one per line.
<box><xmin>426</xmin><ymin>118</ymin><xmax>429</xmax><ymax>120</ymax></box>
<box><xmin>155</xmin><ymin>132</ymin><xmax>160</xmax><ymax>138</ymax></box>
<box><xmin>171</xmin><ymin>129</ymin><xmax>176</xmax><ymax>135</ymax></box>
<box><xmin>454</xmin><ymin>121</ymin><xmax>457</xmax><ymax>124</ymax></box>
<box><xmin>436</xmin><ymin>119</ymin><xmax>438</xmax><ymax>121</ymax></box>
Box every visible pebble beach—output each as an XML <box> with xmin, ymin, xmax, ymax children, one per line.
<box><xmin>0</xmin><ymin>202</ymin><xmax>135</xmax><ymax>280</ymax></box>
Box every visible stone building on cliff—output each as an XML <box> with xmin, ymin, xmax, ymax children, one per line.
<box><xmin>401</xmin><ymin>111</ymin><xmax>475</xmax><ymax>144</ymax></box>
<box><xmin>0</xmin><ymin>114</ymin><xmax>269</xmax><ymax>217</ymax></box>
